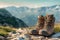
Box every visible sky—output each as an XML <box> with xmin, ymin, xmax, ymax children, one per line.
<box><xmin>0</xmin><ymin>0</ymin><xmax>60</xmax><ymax>8</ymax></box>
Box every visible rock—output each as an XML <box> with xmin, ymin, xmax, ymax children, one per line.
<box><xmin>0</xmin><ymin>36</ymin><xmax>5</xmax><ymax>40</ymax></box>
<box><xmin>48</xmin><ymin>38</ymin><xmax>59</xmax><ymax>40</ymax></box>
<box><xmin>51</xmin><ymin>32</ymin><xmax>60</xmax><ymax>38</ymax></box>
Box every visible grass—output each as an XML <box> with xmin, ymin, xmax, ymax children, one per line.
<box><xmin>0</xmin><ymin>26</ymin><xmax>16</xmax><ymax>37</ymax></box>
<box><xmin>0</xmin><ymin>23</ymin><xmax>60</xmax><ymax>37</ymax></box>
<box><xmin>54</xmin><ymin>23</ymin><xmax>60</xmax><ymax>33</ymax></box>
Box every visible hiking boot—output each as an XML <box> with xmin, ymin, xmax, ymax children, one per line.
<box><xmin>37</xmin><ymin>15</ymin><xmax>45</xmax><ymax>30</ymax></box>
<box><xmin>44</xmin><ymin>14</ymin><xmax>55</xmax><ymax>35</ymax></box>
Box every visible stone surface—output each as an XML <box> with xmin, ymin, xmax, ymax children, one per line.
<box><xmin>51</xmin><ymin>32</ymin><xmax>60</xmax><ymax>38</ymax></box>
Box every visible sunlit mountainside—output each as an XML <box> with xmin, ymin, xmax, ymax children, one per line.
<box><xmin>0</xmin><ymin>5</ymin><xmax>60</xmax><ymax>40</ymax></box>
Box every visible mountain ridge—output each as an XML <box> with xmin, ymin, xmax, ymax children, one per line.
<box><xmin>3</xmin><ymin>5</ymin><xmax>60</xmax><ymax>26</ymax></box>
<box><xmin>0</xmin><ymin>8</ymin><xmax>28</xmax><ymax>28</ymax></box>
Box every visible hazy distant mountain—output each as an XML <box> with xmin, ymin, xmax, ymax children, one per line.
<box><xmin>5</xmin><ymin>5</ymin><xmax>60</xmax><ymax>26</ymax></box>
<box><xmin>0</xmin><ymin>8</ymin><xmax>28</xmax><ymax>28</ymax></box>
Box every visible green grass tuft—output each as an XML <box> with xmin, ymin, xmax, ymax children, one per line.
<box><xmin>0</xmin><ymin>26</ymin><xmax>16</xmax><ymax>36</ymax></box>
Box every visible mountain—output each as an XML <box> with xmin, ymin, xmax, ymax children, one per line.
<box><xmin>5</xmin><ymin>5</ymin><xmax>60</xmax><ymax>26</ymax></box>
<box><xmin>0</xmin><ymin>8</ymin><xmax>28</xmax><ymax>28</ymax></box>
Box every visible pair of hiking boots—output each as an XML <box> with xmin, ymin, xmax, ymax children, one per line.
<box><xmin>36</xmin><ymin>14</ymin><xmax>55</xmax><ymax>36</ymax></box>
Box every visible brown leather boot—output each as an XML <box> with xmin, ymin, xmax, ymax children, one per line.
<box><xmin>44</xmin><ymin>14</ymin><xmax>55</xmax><ymax>36</ymax></box>
<box><xmin>36</xmin><ymin>15</ymin><xmax>45</xmax><ymax>33</ymax></box>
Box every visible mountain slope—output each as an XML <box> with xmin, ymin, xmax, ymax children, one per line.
<box><xmin>0</xmin><ymin>8</ymin><xmax>28</xmax><ymax>28</ymax></box>
<box><xmin>5</xmin><ymin>5</ymin><xmax>60</xmax><ymax>26</ymax></box>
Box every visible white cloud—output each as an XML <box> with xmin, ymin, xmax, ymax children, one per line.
<box><xmin>0</xmin><ymin>2</ymin><xmax>55</xmax><ymax>8</ymax></box>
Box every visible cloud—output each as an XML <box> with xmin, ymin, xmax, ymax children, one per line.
<box><xmin>0</xmin><ymin>2</ymin><xmax>18</xmax><ymax>8</ymax></box>
<box><xmin>0</xmin><ymin>3</ymin><xmax>40</xmax><ymax>8</ymax></box>
<box><xmin>0</xmin><ymin>2</ymin><xmax>57</xmax><ymax>8</ymax></box>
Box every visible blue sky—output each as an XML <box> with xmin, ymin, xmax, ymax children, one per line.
<box><xmin>0</xmin><ymin>0</ymin><xmax>60</xmax><ymax>8</ymax></box>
